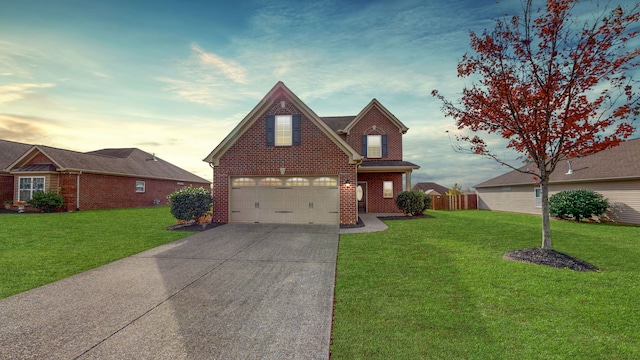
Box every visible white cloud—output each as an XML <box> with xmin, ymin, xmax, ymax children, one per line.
<box><xmin>0</xmin><ymin>83</ymin><xmax>55</xmax><ymax>105</ymax></box>
<box><xmin>190</xmin><ymin>44</ymin><xmax>247</xmax><ymax>84</ymax></box>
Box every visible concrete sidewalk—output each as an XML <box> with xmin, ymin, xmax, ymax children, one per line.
<box><xmin>0</xmin><ymin>223</ymin><xmax>338</xmax><ymax>359</ymax></box>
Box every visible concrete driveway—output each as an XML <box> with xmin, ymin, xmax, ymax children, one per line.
<box><xmin>0</xmin><ymin>223</ymin><xmax>339</xmax><ymax>359</ymax></box>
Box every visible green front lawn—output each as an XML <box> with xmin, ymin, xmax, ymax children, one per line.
<box><xmin>332</xmin><ymin>210</ymin><xmax>640</xmax><ymax>359</ymax></box>
<box><xmin>0</xmin><ymin>206</ymin><xmax>195</xmax><ymax>299</ymax></box>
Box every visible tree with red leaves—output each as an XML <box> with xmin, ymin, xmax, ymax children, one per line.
<box><xmin>433</xmin><ymin>0</ymin><xmax>640</xmax><ymax>250</ymax></box>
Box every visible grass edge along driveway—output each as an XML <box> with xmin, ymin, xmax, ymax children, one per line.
<box><xmin>332</xmin><ymin>210</ymin><xmax>640</xmax><ymax>360</ymax></box>
<box><xmin>0</xmin><ymin>206</ymin><xmax>196</xmax><ymax>299</ymax></box>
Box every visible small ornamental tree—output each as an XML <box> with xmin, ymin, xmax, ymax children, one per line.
<box><xmin>27</xmin><ymin>191</ymin><xmax>63</xmax><ymax>213</ymax></box>
<box><xmin>167</xmin><ymin>186</ymin><xmax>213</xmax><ymax>223</ymax></box>
<box><xmin>432</xmin><ymin>0</ymin><xmax>640</xmax><ymax>249</ymax></box>
<box><xmin>549</xmin><ymin>189</ymin><xmax>609</xmax><ymax>222</ymax></box>
<box><xmin>396</xmin><ymin>190</ymin><xmax>430</xmax><ymax>216</ymax></box>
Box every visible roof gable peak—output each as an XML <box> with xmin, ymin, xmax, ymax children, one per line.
<box><xmin>342</xmin><ymin>98</ymin><xmax>409</xmax><ymax>135</ymax></box>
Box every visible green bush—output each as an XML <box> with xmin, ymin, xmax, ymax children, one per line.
<box><xmin>549</xmin><ymin>189</ymin><xmax>609</xmax><ymax>222</ymax></box>
<box><xmin>27</xmin><ymin>191</ymin><xmax>64</xmax><ymax>213</ymax></box>
<box><xmin>396</xmin><ymin>190</ymin><xmax>429</xmax><ymax>216</ymax></box>
<box><xmin>167</xmin><ymin>186</ymin><xmax>213</xmax><ymax>223</ymax></box>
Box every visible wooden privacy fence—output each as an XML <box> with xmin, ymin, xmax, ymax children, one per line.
<box><xmin>430</xmin><ymin>194</ymin><xmax>478</xmax><ymax>210</ymax></box>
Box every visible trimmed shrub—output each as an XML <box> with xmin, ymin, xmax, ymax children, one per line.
<box><xmin>396</xmin><ymin>190</ymin><xmax>429</xmax><ymax>216</ymax></box>
<box><xmin>27</xmin><ymin>191</ymin><xmax>64</xmax><ymax>213</ymax></box>
<box><xmin>167</xmin><ymin>186</ymin><xmax>213</xmax><ymax>223</ymax></box>
<box><xmin>549</xmin><ymin>189</ymin><xmax>609</xmax><ymax>222</ymax></box>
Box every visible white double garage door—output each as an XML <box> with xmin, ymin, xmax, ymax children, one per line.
<box><xmin>229</xmin><ymin>176</ymin><xmax>340</xmax><ymax>225</ymax></box>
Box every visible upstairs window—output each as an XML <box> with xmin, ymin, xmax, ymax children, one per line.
<box><xmin>361</xmin><ymin>134</ymin><xmax>388</xmax><ymax>158</ymax></box>
<box><xmin>266</xmin><ymin>114</ymin><xmax>301</xmax><ymax>146</ymax></box>
<box><xmin>275</xmin><ymin>115</ymin><xmax>292</xmax><ymax>146</ymax></box>
<box><xmin>367</xmin><ymin>135</ymin><xmax>382</xmax><ymax>158</ymax></box>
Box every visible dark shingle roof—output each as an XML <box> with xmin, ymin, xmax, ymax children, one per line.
<box><xmin>359</xmin><ymin>160</ymin><xmax>420</xmax><ymax>168</ymax></box>
<box><xmin>12</xmin><ymin>163</ymin><xmax>57</xmax><ymax>172</ymax></box>
<box><xmin>1</xmin><ymin>139</ymin><xmax>209</xmax><ymax>184</ymax></box>
<box><xmin>319</xmin><ymin>116</ymin><xmax>355</xmax><ymax>132</ymax></box>
<box><xmin>475</xmin><ymin>138</ymin><xmax>640</xmax><ymax>188</ymax></box>
<box><xmin>412</xmin><ymin>182</ymin><xmax>450</xmax><ymax>195</ymax></box>
<box><xmin>0</xmin><ymin>139</ymin><xmax>32</xmax><ymax>171</ymax></box>
<box><xmin>37</xmin><ymin>146</ymin><xmax>210</xmax><ymax>183</ymax></box>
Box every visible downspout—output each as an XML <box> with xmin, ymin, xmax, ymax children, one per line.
<box><xmin>76</xmin><ymin>171</ymin><xmax>82</xmax><ymax>211</ymax></box>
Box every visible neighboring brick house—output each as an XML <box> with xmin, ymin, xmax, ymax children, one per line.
<box><xmin>203</xmin><ymin>81</ymin><xmax>420</xmax><ymax>225</ymax></box>
<box><xmin>0</xmin><ymin>140</ymin><xmax>33</xmax><ymax>204</ymax></box>
<box><xmin>1</xmin><ymin>139</ymin><xmax>210</xmax><ymax>211</ymax></box>
<box><xmin>475</xmin><ymin>138</ymin><xmax>640</xmax><ymax>225</ymax></box>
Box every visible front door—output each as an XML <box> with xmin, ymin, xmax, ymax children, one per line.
<box><xmin>357</xmin><ymin>182</ymin><xmax>367</xmax><ymax>213</ymax></box>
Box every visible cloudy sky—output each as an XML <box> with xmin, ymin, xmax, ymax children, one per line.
<box><xmin>1</xmin><ymin>0</ymin><xmax>635</xmax><ymax>190</ymax></box>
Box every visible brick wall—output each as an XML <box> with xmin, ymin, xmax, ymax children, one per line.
<box><xmin>59</xmin><ymin>172</ymin><xmax>209</xmax><ymax>211</ymax></box>
<box><xmin>0</xmin><ymin>175</ymin><xmax>13</xmax><ymax>203</ymax></box>
<box><xmin>357</xmin><ymin>172</ymin><xmax>403</xmax><ymax>213</ymax></box>
<box><xmin>345</xmin><ymin>106</ymin><xmax>403</xmax><ymax>161</ymax></box>
<box><xmin>213</xmin><ymin>91</ymin><xmax>358</xmax><ymax>225</ymax></box>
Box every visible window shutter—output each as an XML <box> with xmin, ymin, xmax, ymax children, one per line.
<box><xmin>266</xmin><ymin>115</ymin><xmax>275</xmax><ymax>146</ymax></box>
<box><xmin>292</xmin><ymin>114</ymin><xmax>301</xmax><ymax>146</ymax></box>
<box><xmin>361</xmin><ymin>135</ymin><xmax>367</xmax><ymax>157</ymax></box>
<box><xmin>382</xmin><ymin>134</ymin><xmax>388</xmax><ymax>158</ymax></box>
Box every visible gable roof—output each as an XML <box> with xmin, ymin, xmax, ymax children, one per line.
<box><xmin>341</xmin><ymin>99</ymin><xmax>409</xmax><ymax>135</ymax></box>
<box><xmin>203</xmin><ymin>81</ymin><xmax>362</xmax><ymax>166</ymax></box>
<box><xmin>413</xmin><ymin>182</ymin><xmax>449</xmax><ymax>195</ymax></box>
<box><xmin>0</xmin><ymin>139</ymin><xmax>32</xmax><ymax>173</ymax></box>
<box><xmin>8</xmin><ymin>145</ymin><xmax>209</xmax><ymax>183</ymax></box>
<box><xmin>475</xmin><ymin>138</ymin><xmax>640</xmax><ymax>188</ymax></box>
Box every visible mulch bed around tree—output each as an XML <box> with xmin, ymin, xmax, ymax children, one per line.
<box><xmin>504</xmin><ymin>248</ymin><xmax>599</xmax><ymax>272</ymax></box>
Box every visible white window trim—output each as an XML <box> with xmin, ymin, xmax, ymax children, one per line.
<box><xmin>383</xmin><ymin>181</ymin><xmax>393</xmax><ymax>198</ymax></box>
<box><xmin>534</xmin><ymin>187</ymin><xmax>542</xmax><ymax>208</ymax></box>
<box><xmin>367</xmin><ymin>135</ymin><xmax>382</xmax><ymax>158</ymax></box>
<box><xmin>136</xmin><ymin>180</ymin><xmax>146</xmax><ymax>193</ymax></box>
<box><xmin>275</xmin><ymin>115</ymin><xmax>292</xmax><ymax>146</ymax></box>
<box><xmin>18</xmin><ymin>176</ymin><xmax>45</xmax><ymax>202</ymax></box>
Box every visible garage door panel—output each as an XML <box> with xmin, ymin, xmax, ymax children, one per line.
<box><xmin>230</xmin><ymin>176</ymin><xmax>339</xmax><ymax>225</ymax></box>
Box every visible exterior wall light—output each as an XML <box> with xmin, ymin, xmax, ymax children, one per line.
<box><xmin>345</xmin><ymin>179</ymin><xmax>350</xmax><ymax>187</ymax></box>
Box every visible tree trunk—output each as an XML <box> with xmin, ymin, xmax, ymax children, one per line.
<box><xmin>540</xmin><ymin>175</ymin><xmax>552</xmax><ymax>250</ymax></box>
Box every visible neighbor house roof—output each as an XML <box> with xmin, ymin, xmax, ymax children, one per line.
<box><xmin>8</xmin><ymin>145</ymin><xmax>209</xmax><ymax>183</ymax></box>
<box><xmin>475</xmin><ymin>138</ymin><xmax>640</xmax><ymax>188</ymax></box>
<box><xmin>0</xmin><ymin>139</ymin><xmax>32</xmax><ymax>172</ymax></box>
<box><xmin>412</xmin><ymin>182</ymin><xmax>449</xmax><ymax>195</ymax></box>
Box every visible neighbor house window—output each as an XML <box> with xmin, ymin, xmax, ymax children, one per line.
<box><xmin>534</xmin><ymin>187</ymin><xmax>542</xmax><ymax>208</ymax></box>
<box><xmin>367</xmin><ymin>135</ymin><xmax>382</xmax><ymax>158</ymax></box>
<box><xmin>383</xmin><ymin>181</ymin><xmax>393</xmax><ymax>198</ymax></box>
<box><xmin>18</xmin><ymin>177</ymin><xmax>45</xmax><ymax>202</ymax></box>
<box><xmin>136</xmin><ymin>181</ymin><xmax>146</xmax><ymax>193</ymax></box>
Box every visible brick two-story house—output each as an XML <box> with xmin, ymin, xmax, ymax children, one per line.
<box><xmin>203</xmin><ymin>81</ymin><xmax>419</xmax><ymax>225</ymax></box>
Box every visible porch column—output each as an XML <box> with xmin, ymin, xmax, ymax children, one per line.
<box><xmin>405</xmin><ymin>171</ymin><xmax>412</xmax><ymax>191</ymax></box>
